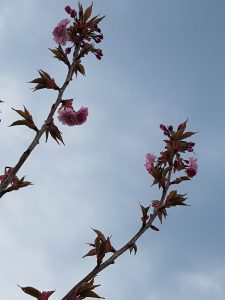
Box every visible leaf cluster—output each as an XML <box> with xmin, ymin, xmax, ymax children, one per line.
<box><xmin>30</xmin><ymin>70</ymin><xmax>58</xmax><ymax>91</ymax></box>
<box><xmin>49</xmin><ymin>45</ymin><xmax>70</xmax><ymax>66</ymax></box>
<box><xmin>75</xmin><ymin>278</ymin><xmax>104</xmax><ymax>299</ymax></box>
<box><xmin>83</xmin><ymin>229</ymin><xmax>116</xmax><ymax>265</ymax></box>
<box><xmin>163</xmin><ymin>190</ymin><xmax>188</xmax><ymax>209</ymax></box>
<box><xmin>10</xmin><ymin>106</ymin><xmax>38</xmax><ymax>132</ymax></box>
<box><xmin>45</xmin><ymin>119</ymin><xmax>64</xmax><ymax>145</ymax></box>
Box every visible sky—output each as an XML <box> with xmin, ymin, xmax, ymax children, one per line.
<box><xmin>0</xmin><ymin>0</ymin><xmax>225</xmax><ymax>299</ymax></box>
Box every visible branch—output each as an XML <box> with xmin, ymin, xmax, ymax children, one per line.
<box><xmin>0</xmin><ymin>43</ymin><xmax>81</xmax><ymax>198</ymax></box>
<box><xmin>61</xmin><ymin>166</ymin><xmax>173</xmax><ymax>300</ymax></box>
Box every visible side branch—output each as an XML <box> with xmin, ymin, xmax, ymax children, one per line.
<box><xmin>0</xmin><ymin>44</ymin><xmax>81</xmax><ymax>198</ymax></box>
<box><xmin>61</xmin><ymin>165</ymin><xmax>176</xmax><ymax>300</ymax></box>
<box><xmin>61</xmin><ymin>211</ymin><xmax>159</xmax><ymax>300</ymax></box>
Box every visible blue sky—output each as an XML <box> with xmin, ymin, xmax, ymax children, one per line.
<box><xmin>0</xmin><ymin>1</ymin><xmax>225</xmax><ymax>299</ymax></box>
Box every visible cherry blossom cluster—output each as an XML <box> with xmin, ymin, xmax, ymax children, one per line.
<box><xmin>57</xmin><ymin>99</ymin><xmax>88</xmax><ymax>126</ymax></box>
<box><xmin>52</xmin><ymin>3</ymin><xmax>104</xmax><ymax>60</ymax></box>
<box><xmin>143</xmin><ymin>120</ymin><xmax>197</xmax><ymax>224</ymax></box>
<box><xmin>145</xmin><ymin>120</ymin><xmax>198</xmax><ymax>182</ymax></box>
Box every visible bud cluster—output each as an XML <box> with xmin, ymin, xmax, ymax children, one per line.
<box><xmin>83</xmin><ymin>229</ymin><xmax>116</xmax><ymax>265</ymax></box>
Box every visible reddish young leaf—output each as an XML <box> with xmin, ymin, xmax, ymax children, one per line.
<box><xmin>18</xmin><ymin>285</ymin><xmax>41</xmax><ymax>298</ymax></box>
<box><xmin>83</xmin><ymin>3</ymin><xmax>93</xmax><ymax>21</ymax></box>
<box><xmin>10</xmin><ymin>106</ymin><xmax>38</xmax><ymax>131</ymax></box>
<box><xmin>150</xmin><ymin>225</ymin><xmax>160</xmax><ymax>231</ymax></box>
<box><xmin>82</xmin><ymin>248</ymin><xmax>97</xmax><ymax>258</ymax></box>
<box><xmin>180</xmin><ymin>131</ymin><xmax>196</xmax><ymax>140</ymax></box>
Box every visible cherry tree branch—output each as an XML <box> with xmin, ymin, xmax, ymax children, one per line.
<box><xmin>61</xmin><ymin>165</ymin><xmax>174</xmax><ymax>300</ymax></box>
<box><xmin>0</xmin><ymin>43</ymin><xmax>81</xmax><ymax>198</ymax></box>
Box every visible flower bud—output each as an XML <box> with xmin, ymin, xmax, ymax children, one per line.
<box><xmin>70</xmin><ymin>9</ymin><xmax>77</xmax><ymax>18</ymax></box>
<box><xmin>96</xmin><ymin>27</ymin><xmax>101</xmax><ymax>33</ymax></box>
<box><xmin>160</xmin><ymin>124</ymin><xmax>167</xmax><ymax>131</ymax></box>
<box><xmin>65</xmin><ymin>47</ymin><xmax>72</xmax><ymax>54</ymax></box>
<box><xmin>65</xmin><ymin>6</ymin><xmax>71</xmax><ymax>14</ymax></box>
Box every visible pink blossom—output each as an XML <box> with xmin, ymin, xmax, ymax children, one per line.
<box><xmin>186</xmin><ymin>157</ymin><xmax>198</xmax><ymax>178</ymax></box>
<box><xmin>57</xmin><ymin>107</ymin><xmax>88</xmax><ymax>126</ymax></box>
<box><xmin>145</xmin><ymin>153</ymin><xmax>156</xmax><ymax>173</ymax></box>
<box><xmin>57</xmin><ymin>108</ymin><xmax>76</xmax><ymax>126</ymax></box>
<box><xmin>52</xmin><ymin>19</ymin><xmax>70</xmax><ymax>45</ymax></box>
<box><xmin>76</xmin><ymin>107</ymin><xmax>88</xmax><ymax>125</ymax></box>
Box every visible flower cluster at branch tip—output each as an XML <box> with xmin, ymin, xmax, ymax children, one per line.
<box><xmin>51</xmin><ymin>3</ymin><xmax>104</xmax><ymax>63</ymax></box>
<box><xmin>145</xmin><ymin>121</ymin><xmax>198</xmax><ymax>186</ymax></box>
<box><xmin>141</xmin><ymin>122</ymin><xmax>198</xmax><ymax>226</ymax></box>
<box><xmin>57</xmin><ymin>99</ymin><xmax>88</xmax><ymax>126</ymax></box>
